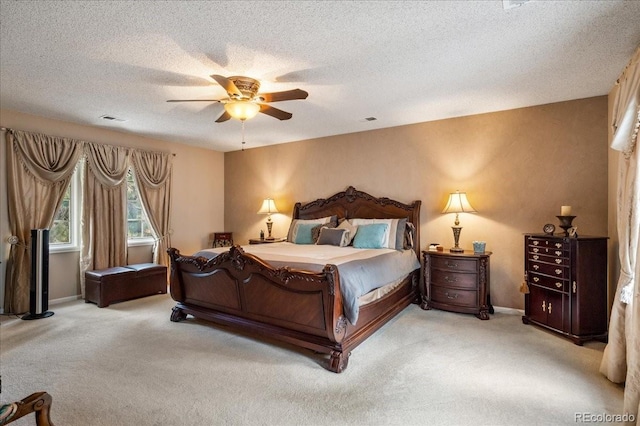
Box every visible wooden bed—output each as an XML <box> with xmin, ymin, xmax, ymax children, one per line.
<box><xmin>167</xmin><ymin>186</ymin><xmax>421</xmax><ymax>373</ymax></box>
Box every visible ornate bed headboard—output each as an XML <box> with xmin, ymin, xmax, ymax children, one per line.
<box><xmin>293</xmin><ymin>186</ymin><xmax>421</xmax><ymax>256</ymax></box>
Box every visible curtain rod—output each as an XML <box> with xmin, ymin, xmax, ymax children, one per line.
<box><xmin>1</xmin><ymin>126</ymin><xmax>176</xmax><ymax>156</ymax></box>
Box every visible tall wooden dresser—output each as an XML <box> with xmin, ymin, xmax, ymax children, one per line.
<box><xmin>522</xmin><ymin>234</ymin><xmax>608</xmax><ymax>345</ymax></box>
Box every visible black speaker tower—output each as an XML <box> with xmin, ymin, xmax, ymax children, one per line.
<box><xmin>22</xmin><ymin>229</ymin><xmax>54</xmax><ymax>320</ymax></box>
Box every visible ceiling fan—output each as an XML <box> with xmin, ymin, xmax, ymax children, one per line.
<box><xmin>167</xmin><ymin>74</ymin><xmax>308</xmax><ymax>122</ymax></box>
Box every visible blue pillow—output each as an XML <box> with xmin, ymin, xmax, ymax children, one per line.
<box><xmin>294</xmin><ymin>223</ymin><xmax>317</xmax><ymax>244</ymax></box>
<box><xmin>353</xmin><ymin>223</ymin><xmax>389</xmax><ymax>249</ymax></box>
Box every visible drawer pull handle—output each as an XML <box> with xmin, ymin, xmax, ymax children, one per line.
<box><xmin>573</xmin><ymin>281</ymin><xmax>577</xmax><ymax>293</ymax></box>
<box><xmin>533</xmin><ymin>248</ymin><xmax>539</xmax><ymax>253</ymax></box>
<box><xmin>444</xmin><ymin>276</ymin><xmax>458</xmax><ymax>283</ymax></box>
<box><xmin>445</xmin><ymin>292</ymin><xmax>458</xmax><ymax>300</ymax></box>
<box><xmin>533</xmin><ymin>241</ymin><xmax>539</xmax><ymax>246</ymax></box>
<box><xmin>555</xmin><ymin>282</ymin><xmax>562</xmax><ymax>288</ymax></box>
<box><xmin>542</xmin><ymin>300</ymin><xmax>546</xmax><ymax>312</ymax></box>
<box><xmin>555</xmin><ymin>251</ymin><xmax>562</xmax><ymax>256</ymax></box>
<box><xmin>555</xmin><ymin>243</ymin><xmax>562</xmax><ymax>248</ymax></box>
<box><xmin>533</xmin><ymin>255</ymin><xmax>539</xmax><ymax>260</ymax></box>
<box><xmin>555</xmin><ymin>259</ymin><xmax>562</xmax><ymax>264</ymax></box>
<box><xmin>444</xmin><ymin>261</ymin><xmax>458</xmax><ymax>268</ymax></box>
<box><xmin>533</xmin><ymin>277</ymin><xmax>539</xmax><ymax>282</ymax></box>
<box><xmin>555</xmin><ymin>269</ymin><xmax>562</xmax><ymax>275</ymax></box>
<box><xmin>533</xmin><ymin>265</ymin><xmax>539</xmax><ymax>270</ymax></box>
<box><xmin>548</xmin><ymin>302</ymin><xmax>552</xmax><ymax>314</ymax></box>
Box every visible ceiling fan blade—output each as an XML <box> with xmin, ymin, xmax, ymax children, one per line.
<box><xmin>210</xmin><ymin>74</ymin><xmax>242</xmax><ymax>97</ymax></box>
<box><xmin>167</xmin><ymin>99</ymin><xmax>222</xmax><ymax>102</ymax></box>
<box><xmin>259</xmin><ymin>104</ymin><xmax>293</xmax><ymax>121</ymax></box>
<box><xmin>215</xmin><ymin>110</ymin><xmax>232</xmax><ymax>123</ymax></box>
<box><xmin>258</xmin><ymin>89</ymin><xmax>308</xmax><ymax>103</ymax></box>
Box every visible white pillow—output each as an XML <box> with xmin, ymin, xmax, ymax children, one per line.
<box><xmin>287</xmin><ymin>216</ymin><xmax>333</xmax><ymax>242</ymax></box>
<box><xmin>350</xmin><ymin>218</ymin><xmax>402</xmax><ymax>249</ymax></box>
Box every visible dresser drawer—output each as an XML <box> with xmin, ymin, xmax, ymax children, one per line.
<box><xmin>528</xmin><ymin>261</ymin><xmax>568</xmax><ymax>279</ymax></box>
<box><xmin>528</xmin><ymin>237</ymin><xmax>568</xmax><ymax>251</ymax></box>
<box><xmin>528</xmin><ymin>252</ymin><xmax>569</xmax><ymax>266</ymax></box>
<box><xmin>528</xmin><ymin>272</ymin><xmax>568</xmax><ymax>293</ymax></box>
<box><xmin>430</xmin><ymin>269</ymin><xmax>478</xmax><ymax>290</ymax></box>
<box><xmin>528</xmin><ymin>245</ymin><xmax>568</xmax><ymax>257</ymax></box>
<box><xmin>431</xmin><ymin>285</ymin><xmax>478</xmax><ymax>308</ymax></box>
<box><xmin>430</xmin><ymin>256</ymin><xmax>477</xmax><ymax>273</ymax></box>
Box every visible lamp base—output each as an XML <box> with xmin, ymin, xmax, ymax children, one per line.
<box><xmin>450</xmin><ymin>225</ymin><xmax>464</xmax><ymax>253</ymax></box>
<box><xmin>266</xmin><ymin>219</ymin><xmax>274</xmax><ymax>239</ymax></box>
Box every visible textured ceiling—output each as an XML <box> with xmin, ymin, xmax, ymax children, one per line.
<box><xmin>1</xmin><ymin>1</ymin><xmax>639</xmax><ymax>152</ymax></box>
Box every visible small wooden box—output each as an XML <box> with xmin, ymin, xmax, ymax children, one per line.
<box><xmin>211</xmin><ymin>232</ymin><xmax>233</xmax><ymax>247</ymax></box>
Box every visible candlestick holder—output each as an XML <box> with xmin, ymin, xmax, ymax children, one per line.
<box><xmin>556</xmin><ymin>215</ymin><xmax>576</xmax><ymax>236</ymax></box>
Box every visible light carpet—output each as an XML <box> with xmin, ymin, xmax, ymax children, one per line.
<box><xmin>0</xmin><ymin>294</ymin><xmax>623</xmax><ymax>426</ymax></box>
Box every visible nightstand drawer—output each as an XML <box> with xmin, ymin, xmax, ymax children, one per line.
<box><xmin>430</xmin><ymin>256</ymin><xmax>477</xmax><ymax>273</ymax></box>
<box><xmin>430</xmin><ymin>269</ymin><xmax>478</xmax><ymax>290</ymax></box>
<box><xmin>431</xmin><ymin>285</ymin><xmax>477</xmax><ymax>308</ymax></box>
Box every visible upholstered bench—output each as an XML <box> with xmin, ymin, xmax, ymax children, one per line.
<box><xmin>85</xmin><ymin>263</ymin><xmax>167</xmax><ymax>308</ymax></box>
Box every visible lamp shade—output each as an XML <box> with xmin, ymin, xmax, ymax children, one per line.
<box><xmin>442</xmin><ymin>191</ymin><xmax>476</xmax><ymax>214</ymax></box>
<box><xmin>257</xmin><ymin>198</ymin><xmax>279</xmax><ymax>215</ymax></box>
<box><xmin>224</xmin><ymin>100</ymin><xmax>260</xmax><ymax>121</ymax></box>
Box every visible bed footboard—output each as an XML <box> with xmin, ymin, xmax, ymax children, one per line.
<box><xmin>167</xmin><ymin>246</ymin><xmax>350</xmax><ymax>369</ymax></box>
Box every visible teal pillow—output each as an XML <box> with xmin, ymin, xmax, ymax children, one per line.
<box><xmin>353</xmin><ymin>223</ymin><xmax>389</xmax><ymax>249</ymax></box>
<box><xmin>294</xmin><ymin>223</ymin><xmax>317</xmax><ymax>244</ymax></box>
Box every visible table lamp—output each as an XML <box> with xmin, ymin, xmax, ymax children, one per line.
<box><xmin>257</xmin><ymin>198</ymin><xmax>279</xmax><ymax>239</ymax></box>
<box><xmin>442</xmin><ymin>190</ymin><xmax>476</xmax><ymax>252</ymax></box>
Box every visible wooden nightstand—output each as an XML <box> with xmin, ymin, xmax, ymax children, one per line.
<box><xmin>421</xmin><ymin>250</ymin><xmax>493</xmax><ymax>320</ymax></box>
<box><xmin>248</xmin><ymin>237</ymin><xmax>286</xmax><ymax>244</ymax></box>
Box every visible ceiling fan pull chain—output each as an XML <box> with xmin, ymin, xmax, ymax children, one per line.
<box><xmin>241</xmin><ymin>119</ymin><xmax>246</xmax><ymax>151</ymax></box>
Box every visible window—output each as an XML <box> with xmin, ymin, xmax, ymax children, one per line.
<box><xmin>50</xmin><ymin>184</ymin><xmax>71</xmax><ymax>244</ymax></box>
<box><xmin>126</xmin><ymin>169</ymin><xmax>155</xmax><ymax>242</ymax></box>
<box><xmin>48</xmin><ymin>164</ymin><xmax>155</xmax><ymax>250</ymax></box>
<box><xmin>49</xmin><ymin>164</ymin><xmax>81</xmax><ymax>252</ymax></box>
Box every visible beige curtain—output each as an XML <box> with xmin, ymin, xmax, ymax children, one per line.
<box><xmin>80</xmin><ymin>143</ymin><xmax>130</xmax><ymax>294</ymax></box>
<box><xmin>131</xmin><ymin>150</ymin><xmax>172</xmax><ymax>267</ymax></box>
<box><xmin>600</xmin><ymin>46</ymin><xmax>640</xmax><ymax>424</ymax></box>
<box><xmin>4</xmin><ymin>129</ymin><xmax>82</xmax><ymax>313</ymax></box>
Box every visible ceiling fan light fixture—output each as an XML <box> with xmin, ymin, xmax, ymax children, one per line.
<box><xmin>224</xmin><ymin>100</ymin><xmax>260</xmax><ymax>121</ymax></box>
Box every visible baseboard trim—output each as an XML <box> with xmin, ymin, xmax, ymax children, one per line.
<box><xmin>50</xmin><ymin>295</ymin><xmax>82</xmax><ymax>305</ymax></box>
<box><xmin>493</xmin><ymin>305</ymin><xmax>524</xmax><ymax>315</ymax></box>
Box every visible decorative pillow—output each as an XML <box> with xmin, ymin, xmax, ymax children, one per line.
<box><xmin>404</xmin><ymin>222</ymin><xmax>416</xmax><ymax>250</ymax></box>
<box><xmin>353</xmin><ymin>223</ymin><xmax>389</xmax><ymax>249</ymax></box>
<box><xmin>316</xmin><ymin>228</ymin><xmax>350</xmax><ymax>247</ymax></box>
<box><xmin>311</xmin><ymin>218</ymin><xmax>338</xmax><ymax>243</ymax></box>
<box><xmin>294</xmin><ymin>223</ymin><xmax>319</xmax><ymax>244</ymax></box>
<box><xmin>395</xmin><ymin>218</ymin><xmax>407</xmax><ymax>250</ymax></box>
<box><xmin>287</xmin><ymin>216</ymin><xmax>335</xmax><ymax>242</ymax></box>
<box><xmin>337</xmin><ymin>219</ymin><xmax>358</xmax><ymax>245</ymax></box>
<box><xmin>351</xmin><ymin>218</ymin><xmax>408</xmax><ymax>250</ymax></box>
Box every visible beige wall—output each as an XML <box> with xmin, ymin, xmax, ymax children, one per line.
<box><xmin>0</xmin><ymin>109</ymin><xmax>225</xmax><ymax>307</ymax></box>
<box><xmin>224</xmin><ymin>96</ymin><xmax>609</xmax><ymax>310</ymax></box>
